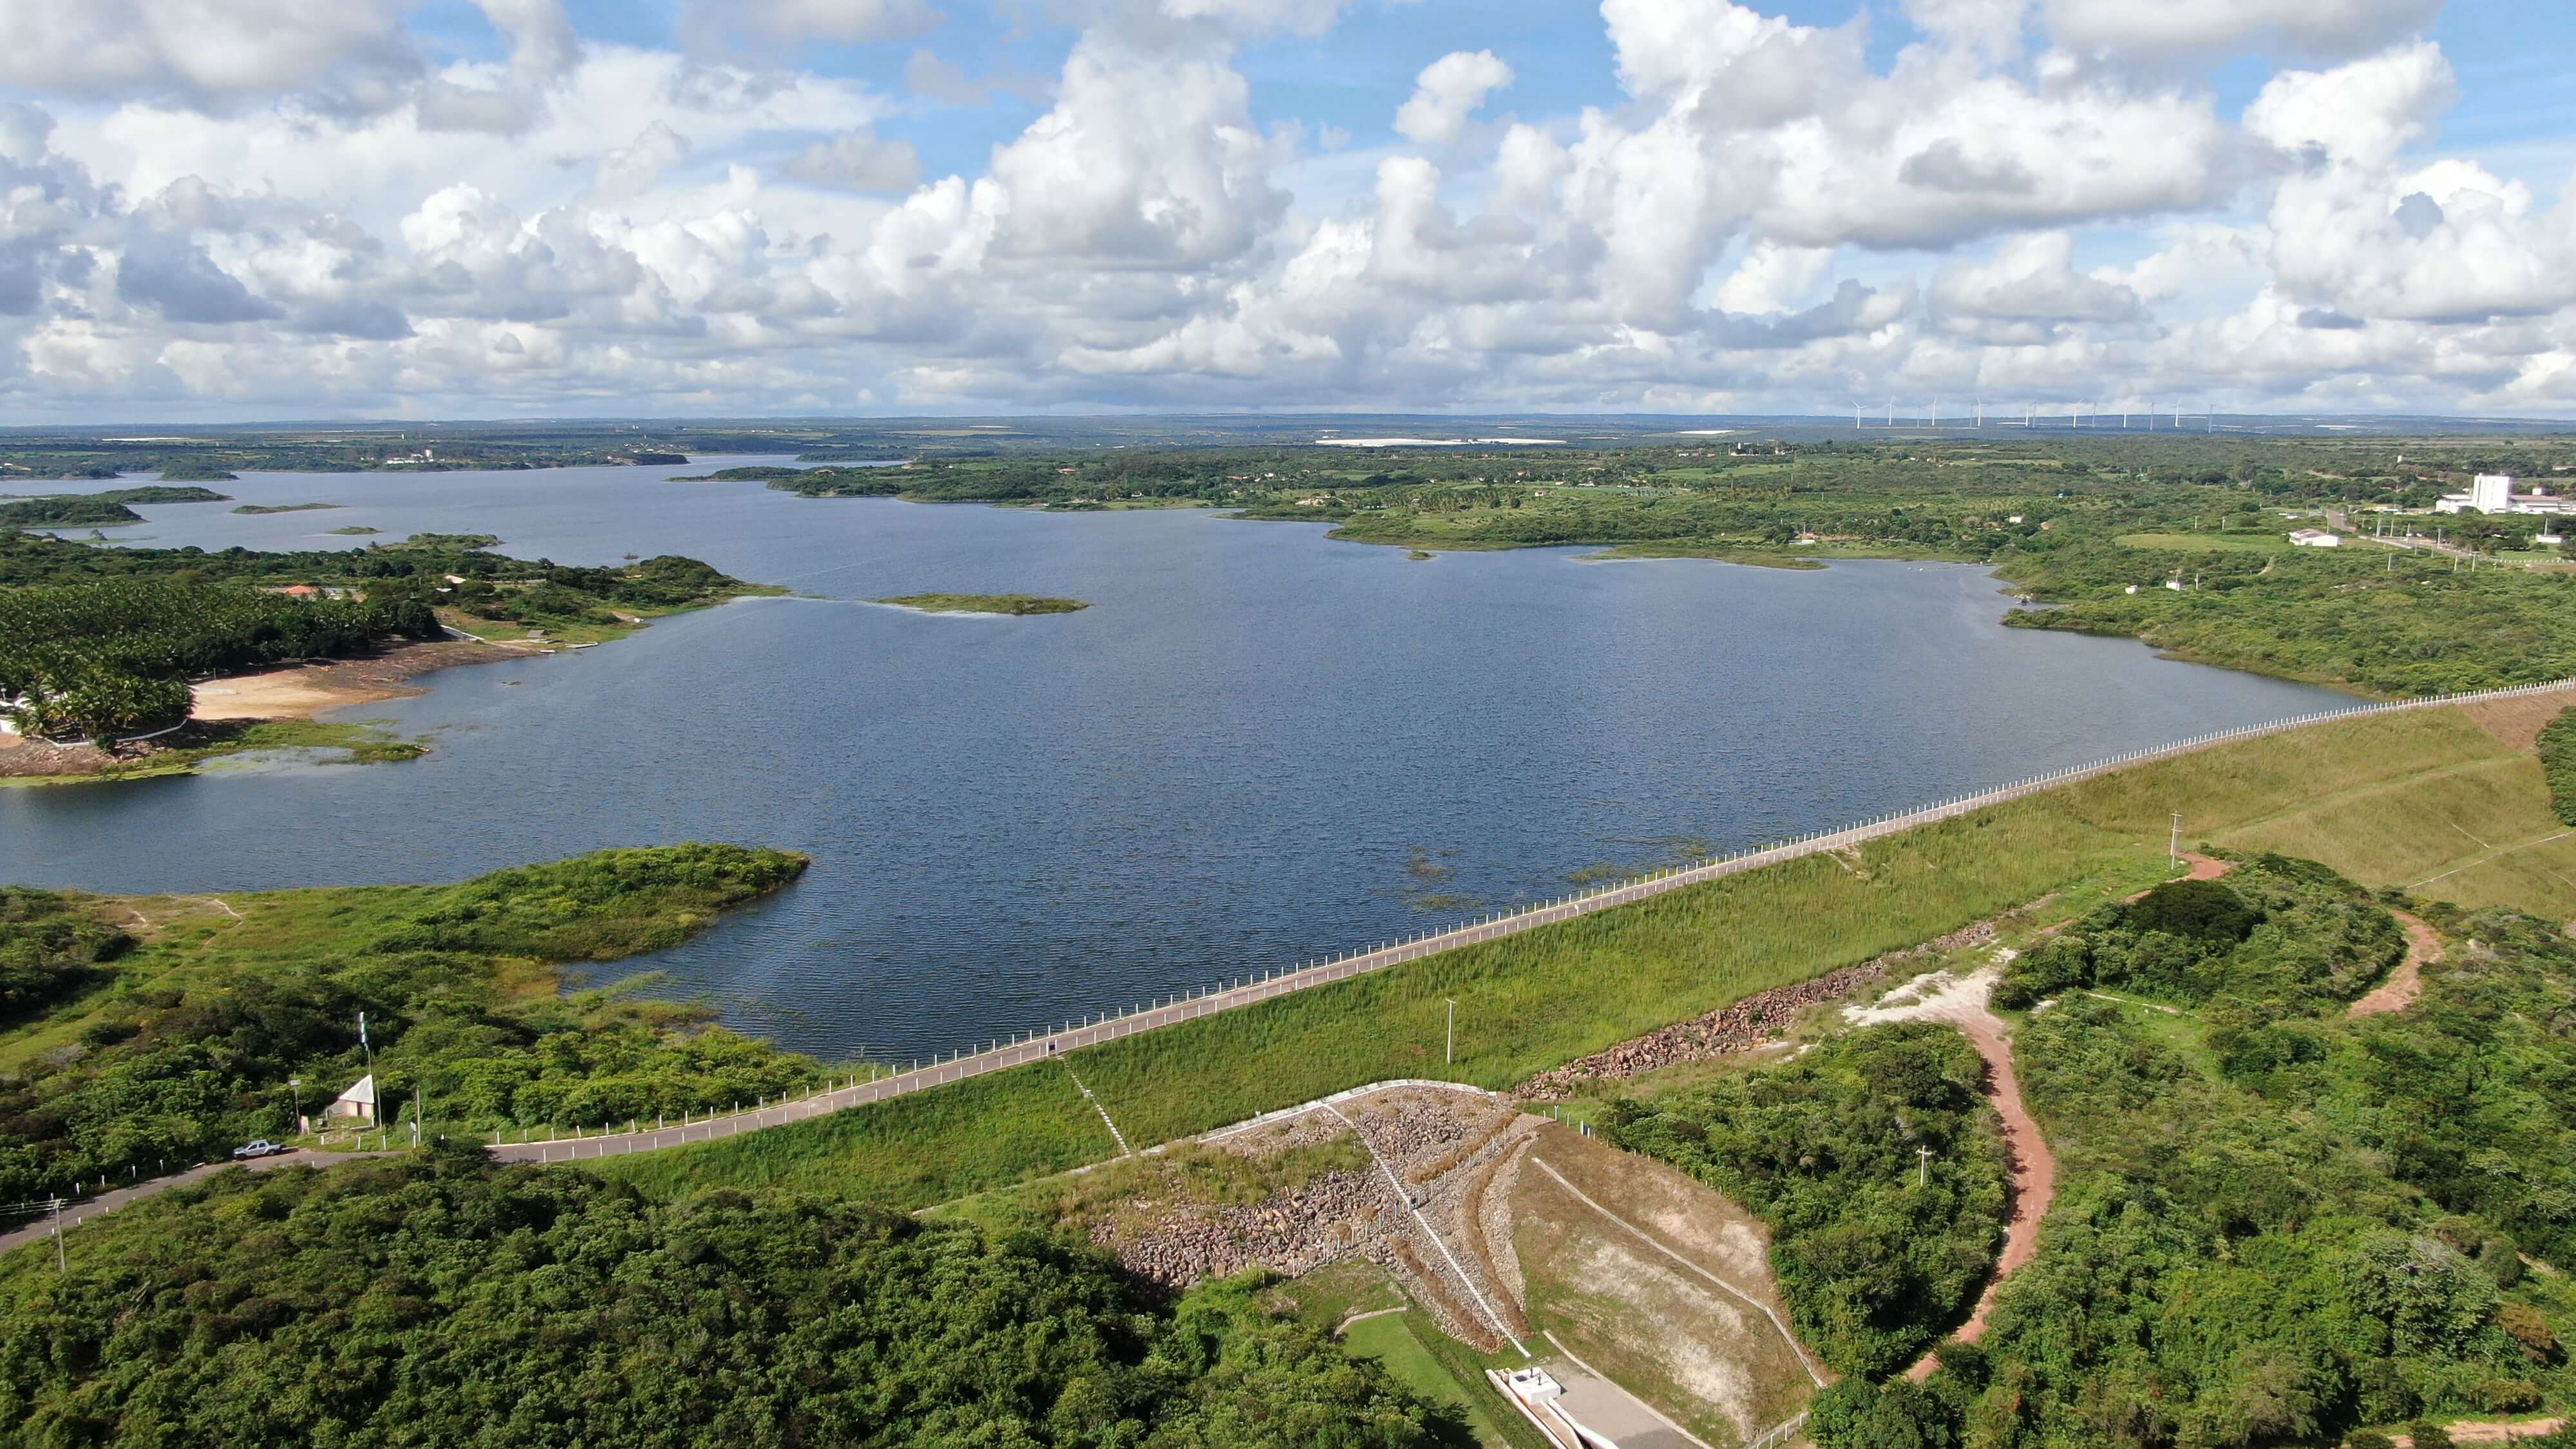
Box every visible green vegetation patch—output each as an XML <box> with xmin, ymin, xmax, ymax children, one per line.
<box><xmin>0</xmin><ymin>529</ymin><xmax>762</xmax><ymax>741</ymax></box>
<box><xmin>1993</xmin><ymin>853</ymin><xmax>2407</xmax><ymax>1017</ymax></box>
<box><xmin>2540</xmin><ymin>708</ymin><xmax>2576</xmax><ymax>827</ymax></box>
<box><xmin>875</xmin><ymin>593</ymin><xmax>1092</xmax><ymax>616</ymax></box>
<box><xmin>231</xmin><ymin>502</ymin><xmax>343</xmax><ymax>515</ymax></box>
<box><xmin>1825</xmin><ymin>897</ymin><xmax>2576</xmax><ymax>1444</ymax></box>
<box><xmin>325</xmin><ymin>525</ymin><xmax>381</xmax><ymax>535</ymax></box>
<box><xmin>1</xmin><ymin>487</ymin><xmax>232</xmax><ymax>529</ymax></box>
<box><xmin>0</xmin><ymin>844</ymin><xmax>814</xmax><ymax>1202</ymax></box>
<box><xmin>0</xmin><ymin>1149</ymin><xmax>1473</xmax><ymax>1449</ymax></box>
<box><xmin>0</xmin><ymin>578</ymin><xmax>439</xmax><ymax>741</ymax></box>
<box><xmin>1602</xmin><ymin>1024</ymin><xmax>2009</xmax><ymax>1379</ymax></box>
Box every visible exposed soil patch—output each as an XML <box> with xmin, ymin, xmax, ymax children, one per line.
<box><xmin>0</xmin><ymin>735</ymin><xmax>120</xmax><ymax>778</ymax></box>
<box><xmin>2461</xmin><ymin>687</ymin><xmax>2576</xmax><ymax>751</ymax></box>
<box><xmin>2122</xmin><ymin>853</ymin><xmax>2235</xmax><ymax>903</ymax></box>
<box><xmin>2350</xmin><ymin>909</ymin><xmax>2443</xmax><ymax>1018</ymax></box>
<box><xmin>2397</xmin><ymin>1419</ymin><xmax>2568</xmax><ymax>1447</ymax></box>
<box><xmin>1512</xmin><ymin>1123</ymin><xmax>1820</xmax><ymax>1441</ymax></box>
<box><xmin>191</xmin><ymin>639</ymin><xmax>532</xmax><ymax>721</ymax></box>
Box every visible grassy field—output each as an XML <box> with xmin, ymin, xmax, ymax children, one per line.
<box><xmin>1341</xmin><ymin>1311</ymin><xmax>1529</xmax><ymax>1448</ymax></box>
<box><xmin>595</xmin><ymin>701</ymin><xmax>2569</xmax><ymax>1213</ymax></box>
<box><xmin>2115</xmin><ymin>531</ymin><xmax>2295</xmax><ymax>553</ymax></box>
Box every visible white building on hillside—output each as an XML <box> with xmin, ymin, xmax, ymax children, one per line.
<box><xmin>2289</xmin><ymin>529</ymin><xmax>2342</xmax><ymax>547</ymax></box>
<box><xmin>327</xmin><ymin>1074</ymin><xmax>379</xmax><ymax>1124</ymax></box>
<box><xmin>2438</xmin><ymin>475</ymin><xmax>2575</xmax><ymax>516</ymax></box>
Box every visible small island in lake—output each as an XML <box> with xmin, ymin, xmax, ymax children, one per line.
<box><xmin>234</xmin><ymin>502</ymin><xmax>345</xmax><ymax>515</ymax></box>
<box><xmin>875</xmin><ymin>593</ymin><xmax>1092</xmax><ymax>616</ymax></box>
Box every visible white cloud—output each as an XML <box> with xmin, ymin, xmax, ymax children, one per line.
<box><xmin>1930</xmin><ymin>231</ymin><xmax>2143</xmax><ymax>323</ymax></box>
<box><xmin>789</xmin><ymin>129</ymin><xmax>922</xmax><ymax>192</ymax></box>
<box><xmin>1902</xmin><ymin>0</ymin><xmax>2031</xmax><ymax>57</ymax></box>
<box><xmin>1394</xmin><ymin>51</ymin><xmax>1513</xmax><ymax>146</ymax></box>
<box><xmin>0</xmin><ymin>0</ymin><xmax>415</xmax><ymax>102</ymax></box>
<box><xmin>2244</xmin><ymin>41</ymin><xmax>2454</xmax><ymax>169</ymax></box>
<box><xmin>1712</xmin><ymin>242</ymin><xmax>1836</xmax><ymax>316</ymax></box>
<box><xmin>598</xmin><ymin>122</ymin><xmax>693</xmax><ymax>197</ymax></box>
<box><xmin>2046</xmin><ymin>0</ymin><xmax>2443</xmax><ymax>61</ymax></box>
<box><xmin>690</xmin><ymin>0</ymin><xmax>938</xmax><ymax>44</ymax></box>
<box><xmin>0</xmin><ymin>3</ymin><xmax>2568</xmax><ymax>421</ymax></box>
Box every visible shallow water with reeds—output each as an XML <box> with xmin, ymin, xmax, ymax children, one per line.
<box><xmin>1</xmin><ymin>460</ymin><xmax>2348</xmax><ymax>1060</ymax></box>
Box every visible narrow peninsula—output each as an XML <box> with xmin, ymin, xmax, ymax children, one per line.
<box><xmin>874</xmin><ymin>593</ymin><xmax>1091</xmax><ymax>616</ymax></box>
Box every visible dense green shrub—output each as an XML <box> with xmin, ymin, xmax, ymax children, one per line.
<box><xmin>2539</xmin><ymin>708</ymin><xmax>2576</xmax><ymax>826</ymax></box>
<box><xmin>1992</xmin><ymin>855</ymin><xmax>2404</xmax><ymax>1015</ymax></box>
<box><xmin>1821</xmin><ymin>892</ymin><xmax>2576</xmax><ymax>1448</ymax></box>
<box><xmin>0</xmin><ymin>889</ymin><xmax>131</xmax><ymax>1027</ymax></box>
<box><xmin>0</xmin><ymin>1149</ymin><xmax>1470</xmax><ymax>1448</ymax></box>
<box><xmin>1602</xmin><ymin>1023</ymin><xmax>2007</xmax><ymax>1378</ymax></box>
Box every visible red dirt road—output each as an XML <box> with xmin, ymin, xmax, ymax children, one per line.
<box><xmin>2351</xmin><ymin>910</ymin><xmax>2443</xmax><ymax>1018</ymax></box>
<box><xmin>1904</xmin><ymin>1007</ymin><xmax>2058</xmax><ymax>1381</ymax></box>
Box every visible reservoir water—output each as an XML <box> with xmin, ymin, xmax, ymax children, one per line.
<box><xmin>3</xmin><ymin>460</ymin><xmax>2351</xmax><ymax>1061</ymax></box>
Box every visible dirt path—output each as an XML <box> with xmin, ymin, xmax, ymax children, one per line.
<box><xmin>2122</xmin><ymin>853</ymin><xmax>2233</xmax><ymax>903</ymax></box>
<box><xmin>2350</xmin><ymin>910</ymin><xmax>2443</xmax><ymax>1018</ymax></box>
<box><xmin>1911</xmin><ymin>1013</ymin><xmax>2056</xmax><ymax>1372</ymax></box>
<box><xmin>1861</xmin><ymin>974</ymin><xmax>2058</xmax><ymax>1383</ymax></box>
<box><xmin>2399</xmin><ymin>1419</ymin><xmax>2566</xmax><ymax>1447</ymax></box>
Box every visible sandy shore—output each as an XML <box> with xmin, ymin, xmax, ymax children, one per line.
<box><xmin>189</xmin><ymin>640</ymin><xmax>536</xmax><ymax>721</ymax></box>
<box><xmin>1</xmin><ymin>640</ymin><xmax>536</xmax><ymax>780</ymax></box>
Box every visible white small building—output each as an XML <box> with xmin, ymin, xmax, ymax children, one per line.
<box><xmin>2438</xmin><ymin>474</ymin><xmax>2575</xmax><ymax>516</ymax></box>
<box><xmin>2289</xmin><ymin>529</ymin><xmax>2342</xmax><ymax>547</ymax></box>
<box><xmin>327</xmin><ymin>1074</ymin><xmax>379</xmax><ymax>1124</ymax></box>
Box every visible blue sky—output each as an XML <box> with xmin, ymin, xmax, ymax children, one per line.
<box><xmin>0</xmin><ymin>0</ymin><xmax>2571</xmax><ymax>419</ymax></box>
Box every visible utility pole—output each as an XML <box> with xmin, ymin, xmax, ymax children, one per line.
<box><xmin>1918</xmin><ymin>1146</ymin><xmax>1933</xmax><ymax>1187</ymax></box>
<box><xmin>1446</xmin><ymin>999</ymin><xmax>1457</xmax><ymax>1066</ymax></box>
<box><xmin>2170</xmin><ymin>813</ymin><xmax>2183</xmax><ymax>867</ymax></box>
<box><xmin>50</xmin><ymin>1197</ymin><xmax>64</xmax><ymax>1273</ymax></box>
<box><xmin>282</xmin><ymin>1077</ymin><xmax>301</xmax><ymax>1137</ymax></box>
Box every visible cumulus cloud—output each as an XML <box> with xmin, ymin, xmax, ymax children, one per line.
<box><xmin>0</xmin><ymin>0</ymin><xmax>417</xmax><ymax>105</ymax></box>
<box><xmin>2244</xmin><ymin>41</ymin><xmax>2455</xmax><ymax>169</ymax></box>
<box><xmin>1931</xmin><ymin>232</ymin><xmax>2144</xmax><ymax>324</ymax></box>
<box><xmin>1394</xmin><ymin>51</ymin><xmax>1513</xmax><ymax>146</ymax></box>
<box><xmin>0</xmin><ymin>4</ymin><xmax>2564</xmax><ymax>420</ymax></box>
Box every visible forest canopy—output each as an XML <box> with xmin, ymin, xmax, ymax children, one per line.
<box><xmin>1819</xmin><ymin>889</ymin><xmax>2576</xmax><ymax>1445</ymax></box>
<box><xmin>0</xmin><ymin>1148</ymin><xmax>1473</xmax><ymax>1449</ymax></box>
<box><xmin>1602</xmin><ymin>1023</ymin><xmax>2009</xmax><ymax>1379</ymax></box>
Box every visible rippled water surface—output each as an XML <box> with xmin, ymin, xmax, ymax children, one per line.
<box><xmin>2</xmin><ymin>460</ymin><xmax>2351</xmax><ymax>1059</ymax></box>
